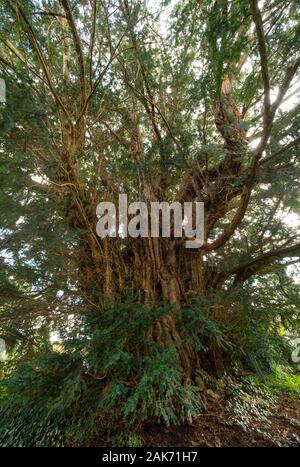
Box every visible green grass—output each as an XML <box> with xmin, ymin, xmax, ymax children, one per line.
<box><xmin>247</xmin><ymin>364</ymin><xmax>300</xmax><ymax>397</ymax></box>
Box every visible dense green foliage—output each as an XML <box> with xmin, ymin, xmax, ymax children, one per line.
<box><xmin>0</xmin><ymin>0</ymin><xmax>300</xmax><ymax>446</ymax></box>
<box><xmin>1</xmin><ymin>286</ymin><xmax>299</xmax><ymax>446</ymax></box>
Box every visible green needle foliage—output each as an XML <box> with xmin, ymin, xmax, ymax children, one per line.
<box><xmin>0</xmin><ymin>0</ymin><xmax>299</xmax><ymax>446</ymax></box>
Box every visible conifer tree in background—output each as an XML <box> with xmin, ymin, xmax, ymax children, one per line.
<box><xmin>0</xmin><ymin>0</ymin><xmax>300</xmax><ymax>444</ymax></box>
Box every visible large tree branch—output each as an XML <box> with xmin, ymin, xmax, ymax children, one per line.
<box><xmin>59</xmin><ymin>0</ymin><xmax>87</xmax><ymax>112</ymax></box>
<box><xmin>260</xmin><ymin>135</ymin><xmax>300</xmax><ymax>166</ymax></box>
<box><xmin>88</xmin><ymin>0</ymin><xmax>97</xmax><ymax>89</ymax></box>
<box><xmin>250</xmin><ymin>0</ymin><xmax>271</xmax><ymax>144</ymax></box>
<box><xmin>10</xmin><ymin>1</ymin><xmax>72</xmax><ymax>124</ymax></box>
<box><xmin>203</xmin><ymin>22</ymin><xmax>300</xmax><ymax>253</ymax></box>
<box><xmin>119</xmin><ymin>0</ymin><xmax>164</xmax><ymax>146</ymax></box>
<box><xmin>1</xmin><ymin>39</ymin><xmax>48</xmax><ymax>86</ymax></box>
<box><xmin>215</xmin><ymin>242</ymin><xmax>300</xmax><ymax>287</ymax></box>
<box><xmin>75</xmin><ymin>28</ymin><xmax>128</xmax><ymax>125</ymax></box>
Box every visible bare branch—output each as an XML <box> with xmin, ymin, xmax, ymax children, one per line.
<box><xmin>75</xmin><ymin>28</ymin><xmax>128</xmax><ymax>125</ymax></box>
<box><xmin>10</xmin><ymin>1</ymin><xmax>72</xmax><ymax>124</ymax></box>
<box><xmin>59</xmin><ymin>0</ymin><xmax>87</xmax><ymax>111</ymax></box>
<box><xmin>250</xmin><ymin>0</ymin><xmax>271</xmax><ymax>142</ymax></box>
<box><xmin>260</xmin><ymin>135</ymin><xmax>300</xmax><ymax>166</ymax></box>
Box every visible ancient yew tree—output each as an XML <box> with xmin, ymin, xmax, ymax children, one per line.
<box><xmin>0</xmin><ymin>0</ymin><xmax>300</xmax><ymax>441</ymax></box>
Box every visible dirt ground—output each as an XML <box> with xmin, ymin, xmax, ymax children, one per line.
<box><xmin>140</xmin><ymin>395</ymin><xmax>300</xmax><ymax>447</ymax></box>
